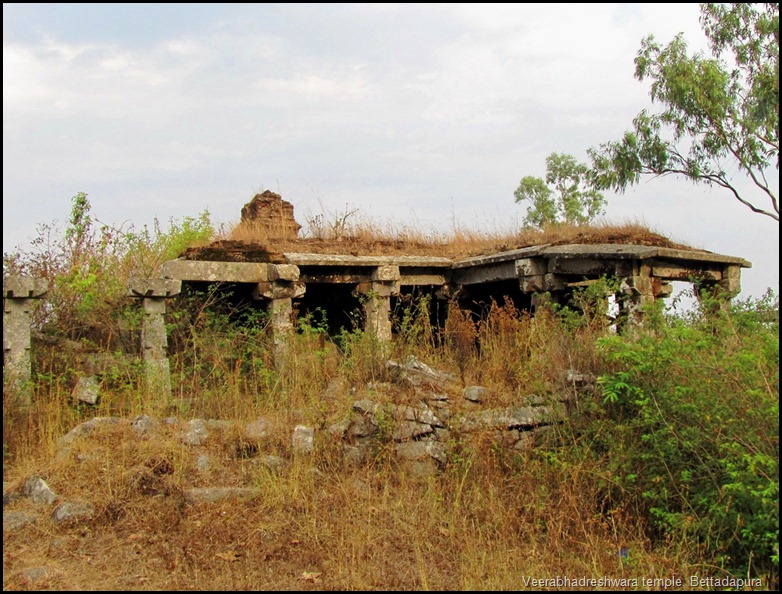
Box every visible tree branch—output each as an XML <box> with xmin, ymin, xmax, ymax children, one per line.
<box><xmin>643</xmin><ymin>165</ymin><xmax>780</xmax><ymax>221</ymax></box>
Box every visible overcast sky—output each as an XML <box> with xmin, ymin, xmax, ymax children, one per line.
<box><xmin>3</xmin><ymin>3</ymin><xmax>778</xmax><ymax>301</ymax></box>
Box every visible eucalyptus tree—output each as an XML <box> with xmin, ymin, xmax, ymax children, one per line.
<box><xmin>589</xmin><ymin>3</ymin><xmax>779</xmax><ymax>222</ymax></box>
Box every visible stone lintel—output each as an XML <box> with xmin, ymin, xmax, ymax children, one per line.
<box><xmin>453</xmin><ymin>245</ymin><xmax>549</xmax><ymax>268</ymax></box>
<box><xmin>544</xmin><ymin>244</ymin><xmax>750</xmax><ymax>269</ymax></box>
<box><xmin>564</xmin><ymin>277</ymin><xmax>671</xmax><ymax>297</ymax></box>
<box><xmin>543</xmin><ymin>244</ymin><xmax>659</xmax><ymax>260</ymax></box>
<box><xmin>465</xmin><ymin>241</ymin><xmax>747</xmax><ymax>272</ymax></box>
<box><xmin>299</xmin><ymin>273</ymin><xmax>370</xmax><ymax>284</ymax></box>
<box><xmin>548</xmin><ymin>257</ymin><xmax>632</xmax><ymax>277</ymax></box>
<box><xmin>3</xmin><ymin>276</ymin><xmax>48</xmax><ymax>299</ymax></box>
<box><xmin>400</xmin><ymin>273</ymin><xmax>447</xmax><ymax>286</ymax></box>
<box><xmin>651</xmin><ymin>263</ymin><xmax>722</xmax><ymax>282</ymax></box>
<box><xmin>160</xmin><ymin>260</ymin><xmax>274</xmax><ymax>283</ymax></box>
<box><xmin>128</xmin><ymin>278</ymin><xmax>182</xmax><ymax>298</ymax></box>
<box><xmin>299</xmin><ymin>271</ymin><xmax>446</xmax><ymax>286</ymax></box>
<box><xmin>654</xmin><ymin>247</ymin><xmax>751</xmax><ymax>268</ymax></box>
<box><xmin>451</xmin><ymin>260</ymin><xmax>517</xmax><ymax>286</ymax></box>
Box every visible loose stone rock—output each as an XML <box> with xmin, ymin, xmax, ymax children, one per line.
<box><xmin>327</xmin><ymin>419</ymin><xmax>351</xmax><ymax>437</ymax></box>
<box><xmin>387</xmin><ymin>356</ymin><xmax>457</xmax><ymax>390</ymax></box>
<box><xmin>23</xmin><ymin>476</ymin><xmax>58</xmax><ymax>505</ymax></box>
<box><xmin>392</xmin><ymin>420</ymin><xmax>434</xmax><ymax>442</ymax></box>
<box><xmin>196</xmin><ymin>454</ymin><xmax>210</xmax><ymax>471</ymax></box>
<box><xmin>182</xmin><ymin>419</ymin><xmax>209</xmax><ymax>446</ymax></box>
<box><xmin>72</xmin><ymin>376</ymin><xmax>100</xmax><ymax>405</ymax></box>
<box><xmin>184</xmin><ymin>487</ymin><xmax>260</xmax><ymax>504</ymax></box>
<box><xmin>348</xmin><ymin>415</ymin><xmax>377</xmax><ymax>438</ymax></box>
<box><xmin>58</xmin><ymin>417</ymin><xmax>121</xmax><ymax>446</ymax></box>
<box><xmin>52</xmin><ymin>501</ymin><xmax>96</xmax><ymax>524</ymax></box>
<box><xmin>292</xmin><ymin>425</ymin><xmax>315</xmax><ymax>454</ymax></box>
<box><xmin>394</xmin><ymin>403</ymin><xmax>442</xmax><ymax>427</ymax></box>
<box><xmin>342</xmin><ymin>444</ymin><xmax>371</xmax><ymax>466</ymax></box>
<box><xmin>3</xmin><ymin>511</ymin><xmax>37</xmax><ymax>531</ymax></box>
<box><xmin>394</xmin><ymin>441</ymin><xmax>448</xmax><ymax>465</ymax></box>
<box><xmin>130</xmin><ymin>414</ymin><xmax>159</xmax><ymax>436</ymax></box>
<box><xmin>3</xmin><ymin>482</ymin><xmax>22</xmax><ymax>506</ymax></box>
<box><xmin>245</xmin><ymin>418</ymin><xmax>269</xmax><ymax>440</ymax></box>
<box><xmin>462</xmin><ymin>386</ymin><xmax>489</xmax><ymax>403</ymax></box>
<box><xmin>255</xmin><ymin>455</ymin><xmax>287</xmax><ymax>474</ymax></box>
<box><xmin>21</xmin><ymin>567</ymin><xmax>56</xmax><ymax>584</ymax></box>
<box><xmin>353</xmin><ymin>399</ymin><xmax>381</xmax><ymax>416</ymax></box>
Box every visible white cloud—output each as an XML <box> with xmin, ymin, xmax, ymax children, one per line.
<box><xmin>3</xmin><ymin>3</ymin><xmax>777</xmax><ymax>299</ymax></box>
<box><xmin>256</xmin><ymin>73</ymin><xmax>373</xmax><ymax>99</ymax></box>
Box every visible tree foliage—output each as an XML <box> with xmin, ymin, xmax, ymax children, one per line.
<box><xmin>589</xmin><ymin>3</ymin><xmax>779</xmax><ymax>221</ymax></box>
<box><xmin>514</xmin><ymin>152</ymin><xmax>606</xmax><ymax>228</ymax></box>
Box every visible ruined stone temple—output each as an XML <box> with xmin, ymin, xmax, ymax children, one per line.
<box><xmin>3</xmin><ymin>191</ymin><xmax>752</xmax><ymax>398</ymax></box>
<box><xmin>138</xmin><ymin>192</ymin><xmax>751</xmax><ymax>353</ymax></box>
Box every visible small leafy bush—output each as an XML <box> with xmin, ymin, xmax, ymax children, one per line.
<box><xmin>591</xmin><ymin>291</ymin><xmax>779</xmax><ymax>577</ymax></box>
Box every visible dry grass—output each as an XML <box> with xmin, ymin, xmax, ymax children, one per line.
<box><xmin>3</xmin><ymin>303</ymin><xmax>712</xmax><ymax>591</ymax></box>
<box><xmin>2</xmin><ymin>407</ymin><xmax>683</xmax><ymax>591</ymax></box>
<box><xmin>205</xmin><ymin>214</ymin><xmax>696</xmax><ymax>262</ymax></box>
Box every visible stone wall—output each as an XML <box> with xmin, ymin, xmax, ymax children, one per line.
<box><xmin>240</xmin><ymin>190</ymin><xmax>301</xmax><ymax>239</ymax></box>
<box><xmin>1</xmin><ymin>351</ymin><xmax>592</xmax><ymax>551</ymax></box>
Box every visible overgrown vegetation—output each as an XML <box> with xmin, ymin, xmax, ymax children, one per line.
<box><xmin>2</xmin><ymin>196</ymin><xmax>778</xmax><ymax>590</ymax></box>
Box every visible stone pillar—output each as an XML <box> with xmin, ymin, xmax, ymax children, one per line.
<box><xmin>516</xmin><ymin>258</ymin><xmax>566</xmax><ymax>315</ymax></box>
<box><xmin>252</xmin><ymin>264</ymin><xmax>304</xmax><ymax>367</ymax></box>
<box><xmin>356</xmin><ymin>266</ymin><xmax>400</xmax><ymax>342</ymax></box>
<box><xmin>719</xmin><ymin>265</ymin><xmax>742</xmax><ymax>297</ymax></box>
<box><xmin>616</xmin><ymin>262</ymin><xmax>655</xmax><ymax>329</ymax></box>
<box><xmin>530</xmin><ymin>292</ymin><xmax>554</xmax><ymax>314</ymax></box>
<box><xmin>3</xmin><ymin>276</ymin><xmax>48</xmax><ymax>407</ymax></box>
<box><xmin>127</xmin><ymin>278</ymin><xmax>182</xmax><ymax>396</ymax></box>
<box><xmin>695</xmin><ymin>265</ymin><xmax>741</xmax><ymax>313</ymax></box>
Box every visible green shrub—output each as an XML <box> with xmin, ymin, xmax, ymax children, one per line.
<box><xmin>591</xmin><ymin>291</ymin><xmax>779</xmax><ymax>577</ymax></box>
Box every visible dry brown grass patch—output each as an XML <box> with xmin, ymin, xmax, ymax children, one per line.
<box><xmin>192</xmin><ymin>215</ymin><xmax>695</xmax><ymax>262</ymax></box>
